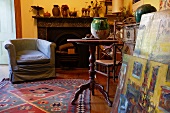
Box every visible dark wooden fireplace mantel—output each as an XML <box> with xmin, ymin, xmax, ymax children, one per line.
<box><xmin>32</xmin><ymin>16</ymin><xmax>93</xmax><ymax>27</ymax></box>
<box><xmin>33</xmin><ymin>16</ymin><xmax>93</xmax><ymax>68</ymax></box>
<box><xmin>32</xmin><ymin>16</ymin><xmax>93</xmax><ymax>40</ymax></box>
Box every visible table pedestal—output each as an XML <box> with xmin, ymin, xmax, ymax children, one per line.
<box><xmin>71</xmin><ymin>45</ymin><xmax>112</xmax><ymax>107</ymax></box>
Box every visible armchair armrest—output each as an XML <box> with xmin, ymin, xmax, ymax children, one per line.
<box><xmin>3</xmin><ymin>40</ymin><xmax>18</xmax><ymax>71</ymax></box>
<box><xmin>49</xmin><ymin>43</ymin><xmax>56</xmax><ymax>64</ymax></box>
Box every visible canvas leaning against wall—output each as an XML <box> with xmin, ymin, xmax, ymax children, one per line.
<box><xmin>111</xmin><ymin>8</ymin><xmax>170</xmax><ymax>113</ymax></box>
<box><xmin>112</xmin><ymin>54</ymin><xmax>170</xmax><ymax>113</ymax></box>
<box><xmin>133</xmin><ymin>9</ymin><xmax>170</xmax><ymax>61</ymax></box>
<box><xmin>159</xmin><ymin>0</ymin><xmax>170</xmax><ymax>11</ymax></box>
<box><xmin>133</xmin><ymin>9</ymin><xmax>170</xmax><ymax>82</ymax></box>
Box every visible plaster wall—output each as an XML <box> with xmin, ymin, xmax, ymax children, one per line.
<box><xmin>144</xmin><ymin>0</ymin><xmax>160</xmax><ymax>11</ymax></box>
<box><xmin>20</xmin><ymin>0</ymin><xmax>105</xmax><ymax>38</ymax></box>
<box><xmin>20</xmin><ymin>0</ymin><xmax>160</xmax><ymax>38</ymax></box>
<box><xmin>124</xmin><ymin>0</ymin><xmax>160</xmax><ymax>14</ymax></box>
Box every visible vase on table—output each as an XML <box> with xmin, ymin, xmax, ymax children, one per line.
<box><xmin>91</xmin><ymin>17</ymin><xmax>110</xmax><ymax>39</ymax></box>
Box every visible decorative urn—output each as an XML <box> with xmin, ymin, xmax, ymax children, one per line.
<box><xmin>52</xmin><ymin>5</ymin><xmax>60</xmax><ymax>17</ymax></box>
<box><xmin>43</xmin><ymin>11</ymin><xmax>51</xmax><ymax>17</ymax></box>
<box><xmin>135</xmin><ymin>4</ymin><xmax>157</xmax><ymax>23</ymax></box>
<box><xmin>91</xmin><ymin>17</ymin><xmax>110</xmax><ymax>39</ymax></box>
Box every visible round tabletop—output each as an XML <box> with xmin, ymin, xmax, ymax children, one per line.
<box><xmin>67</xmin><ymin>39</ymin><xmax>119</xmax><ymax>46</ymax></box>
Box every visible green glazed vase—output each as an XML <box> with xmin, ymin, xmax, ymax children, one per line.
<box><xmin>135</xmin><ymin>4</ymin><xmax>157</xmax><ymax>23</ymax></box>
<box><xmin>91</xmin><ymin>17</ymin><xmax>110</xmax><ymax>39</ymax></box>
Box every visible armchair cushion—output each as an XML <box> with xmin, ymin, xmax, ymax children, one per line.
<box><xmin>16</xmin><ymin>50</ymin><xmax>50</xmax><ymax>65</ymax></box>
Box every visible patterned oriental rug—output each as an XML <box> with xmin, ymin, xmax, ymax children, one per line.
<box><xmin>0</xmin><ymin>79</ymin><xmax>91</xmax><ymax>113</ymax></box>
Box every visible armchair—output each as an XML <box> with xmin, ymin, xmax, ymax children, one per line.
<box><xmin>4</xmin><ymin>38</ymin><xmax>56</xmax><ymax>83</ymax></box>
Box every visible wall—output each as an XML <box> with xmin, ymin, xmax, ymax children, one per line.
<box><xmin>20</xmin><ymin>0</ymin><xmax>106</xmax><ymax>38</ymax></box>
<box><xmin>124</xmin><ymin>0</ymin><xmax>160</xmax><ymax>14</ymax></box>
<box><xmin>20</xmin><ymin>0</ymin><xmax>160</xmax><ymax>38</ymax></box>
<box><xmin>20</xmin><ymin>0</ymin><xmax>35</xmax><ymax>38</ymax></box>
<box><xmin>144</xmin><ymin>0</ymin><xmax>160</xmax><ymax>11</ymax></box>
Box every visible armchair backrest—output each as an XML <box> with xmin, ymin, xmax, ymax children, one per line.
<box><xmin>11</xmin><ymin>39</ymin><xmax>37</xmax><ymax>52</ymax></box>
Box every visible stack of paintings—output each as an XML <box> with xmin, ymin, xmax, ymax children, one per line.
<box><xmin>112</xmin><ymin>9</ymin><xmax>170</xmax><ymax>113</ymax></box>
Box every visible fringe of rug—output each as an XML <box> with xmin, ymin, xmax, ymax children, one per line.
<box><xmin>0</xmin><ymin>78</ymin><xmax>10</xmax><ymax>88</ymax></box>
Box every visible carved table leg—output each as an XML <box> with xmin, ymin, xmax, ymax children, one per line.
<box><xmin>89</xmin><ymin>45</ymin><xmax>112</xmax><ymax>106</ymax></box>
<box><xmin>71</xmin><ymin>44</ymin><xmax>112</xmax><ymax>107</ymax></box>
<box><xmin>88</xmin><ymin>45</ymin><xmax>96</xmax><ymax>96</ymax></box>
<box><xmin>71</xmin><ymin>81</ymin><xmax>90</xmax><ymax>105</ymax></box>
<box><xmin>94</xmin><ymin>83</ymin><xmax>112</xmax><ymax>107</ymax></box>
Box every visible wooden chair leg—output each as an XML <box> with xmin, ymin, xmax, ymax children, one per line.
<box><xmin>106</xmin><ymin>66</ymin><xmax>110</xmax><ymax>94</ymax></box>
<box><xmin>113</xmin><ymin>65</ymin><xmax>120</xmax><ymax>81</ymax></box>
<box><xmin>112</xmin><ymin>65</ymin><xmax>116</xmax><ymax>82</ymax></box>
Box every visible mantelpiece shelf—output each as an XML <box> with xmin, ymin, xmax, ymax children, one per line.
<box><xmin>32</xmin><ymin>16</ymin><xmax>93</xmax><ymax>19</ymax></box>
<box><xmin>32</xmin><ymin>16</ymin><xmax>93</xmax><ymax>28</ymax></box>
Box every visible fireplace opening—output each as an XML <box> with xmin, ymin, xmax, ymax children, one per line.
<box><xmin>52</xmin><ymin>33</ymin><xmax>89</xmax><ymax>69</ymax></box>
<box><xmin>56</xmin><ymin>42</ymin><xmax>79</xmax><ymax>69</ymax></box>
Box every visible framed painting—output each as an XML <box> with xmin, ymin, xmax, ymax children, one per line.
<box><xmin>159</xmin><ymin>86</ymin><xmax>170</xmax><ymax>112</ymax></box>
<box><xmin>148</xmin><ymin>61</ymin><xmax>170</xmax><ymax>113</ymax></box>
<box><xmin>129</xmin><ymin>56</ymin><xmax>147</xmax><ymax>84</ymax></box>
<box><xmin>132</xmin><ymin>61</ymin><xmax>143</xmax><ymax>79</ymax></box>
<box><xmin>111</xmin><ymin>54</ymin><xmax>130</xmax><ymax>113</ymax></box>
<box><xmin>159</xmin><ymin>0</ymin><xmax>170</xmax><ymax>11</ymax></box>
<box><xmin>119</xmin><ymin>59</ymin><xmax>170</xmax><ymax>112</ymax></box>
<box><xmin>112</xmin><ymin>54</ymin><xmax>148</xmax><ymax>113</ymax></box>
<box><xmin>123</xmin><ymin>27</ymin><xmax>135</xmax><ymax>41</ymax></box>
<box><xmin>166</xmin><ymin>67</ymin><xmax>170</xmax><ymax>82</ymax></box>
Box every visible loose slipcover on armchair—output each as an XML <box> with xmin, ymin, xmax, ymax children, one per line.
<box><xmin>4</xmin><ymin>38</ymin><xmax>56</xmax><ymax>83</ymax></box>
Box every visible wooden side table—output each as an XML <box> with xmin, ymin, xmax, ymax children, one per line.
<box><xmin>67</xmin><ymin>39</ymin><xmax>118</xmax><ymax>107</ymax></box>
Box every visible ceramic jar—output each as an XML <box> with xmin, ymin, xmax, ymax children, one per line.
<box><xmin>62</xmin><ymin>10</ymin><xmax>68</xmax><ymax>17</ymax></box>
<box><xmin>43</xmin><ymin>11</ymin><xmax>51</xmax><ymax>17</ymax></box>
<box><xmin>91</xmin><ymin>17</ymin><xmax>110</xmax><ymax>39</ymax></box>
<box><xmin>52</xmin><ymin>5</ymin><xmax>60</xmax><ymax>17</ymax></box>
<box><xmin>61</xmin><ymin>5</ymin><xmax>69</xmax><ymax>17</ymax></box>
<box><xmin>135</xmin><ymin>4</ymin><xmax>157</xmax><ymax>23</ymax></box>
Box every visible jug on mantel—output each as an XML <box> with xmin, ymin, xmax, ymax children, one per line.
<box><xmin>52</xmin><ymin>5</ymin><xmax>60</xmax><ymax>17</ymax></box>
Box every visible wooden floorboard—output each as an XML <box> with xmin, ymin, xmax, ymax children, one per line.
<box><xmin>56</xmin><ymin>68</ymin><xmax>119</xmax><ymax>113</ymax></box>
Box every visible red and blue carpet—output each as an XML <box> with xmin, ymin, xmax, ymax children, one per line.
<box><xmin>0</xmin><ymin>79</ymin><xmax>90</xmax><ymax>113</ymax></box>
